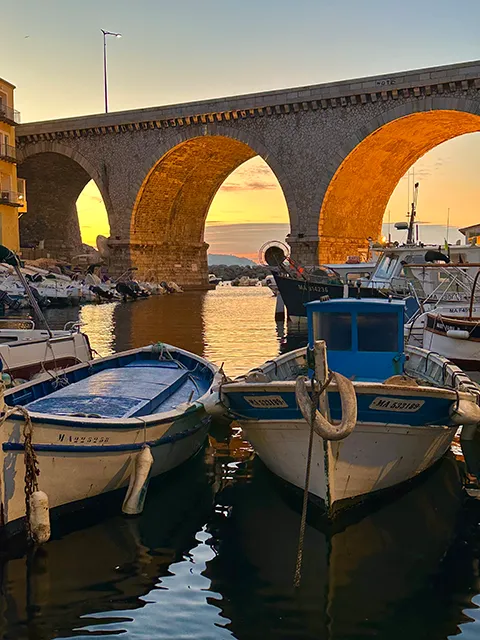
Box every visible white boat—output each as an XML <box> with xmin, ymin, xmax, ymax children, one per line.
<box><xmin>405</xmin><ymin>271</ymin><xmax>480</xmax><ymax>369</ymax></box>
<box><xmin>0</xmin><ymin>318</ymin><xmax>92</xmax><ymax>382</ymax></box>
<box><xmin>0</xmin><ymin>247</ymin><xmax>93</xmax><ymax>383</ymax></box>
<box><xmin>218</xmin><ymin>298</ymin><xmax>480</xmax><ymax>517</ymax></box>
<box><xmin>0</xmin><ymin>343</ymin><xmax>222</xmax><ymax>540</ymax></box>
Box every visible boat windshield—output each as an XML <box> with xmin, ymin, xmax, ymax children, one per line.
<box><xmin>357</xmin><ymin>313</ymin><xmax>398</xmax><ymax>351</ymax></box>
<box><xmin>373</xmin><ymin>254</ymin><xmax>399</xmax><ymax>280</ymax></box>
<box><xmin>313</xmin><ymin>312</ymin><xmax>352</xmax><ymax>350</ymax></box>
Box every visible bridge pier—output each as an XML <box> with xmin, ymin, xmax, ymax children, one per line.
<box><xmin>287</xmin><ymin>236</ymin><xmax>319</xmax><ymax>267</ymax></box>
<box><xmin>107</xmin><ymin>240</ymin><xmax>210</xmax><ymax>289</ymax></box>
<box><xmin>18</xmin><ymin>152</ymin><xmax>88</xmax><ymax>259</ymax></box>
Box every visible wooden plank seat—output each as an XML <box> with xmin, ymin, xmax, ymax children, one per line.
<box><xmin>25</xmin><ymin>361</ymin><xmax>190</xmax><ymax>418</ymax></box>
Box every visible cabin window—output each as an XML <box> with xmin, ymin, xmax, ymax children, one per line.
<box><xmin>314</xmin><ymin>312</ymin><xmax>352</xmax><ymax>350</ymax></box>
<box><xmin>357</xmin><ymin>313</ymin><xmax>399</xmax><ymax>352</ymax></box>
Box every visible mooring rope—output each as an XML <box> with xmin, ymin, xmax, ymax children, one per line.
<box><xmin>293</xmin><ymin>371</ymin><xmax>332</xmax><ymax>589</ymax></box>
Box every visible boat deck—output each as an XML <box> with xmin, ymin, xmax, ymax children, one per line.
<box><xmin>25</xmin><ymin>360</ymin><xmax>198</xmax><ymax>418</ymax></box>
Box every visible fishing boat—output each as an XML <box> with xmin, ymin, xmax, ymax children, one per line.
<box><xmin>218</xmin><ymin>297</ymin><xmax>480</xmax><ymax>516</ymax></box>
<box><xmin>0</xmin><ymin>343</ymin><xmax>222</xmax><ymax>541</ymax></box>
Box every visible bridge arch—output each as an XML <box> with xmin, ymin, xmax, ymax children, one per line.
<box><xmin>17</xmin><ymin>142</ymin><xmax>111</xmax><ymax>258</ymax></box>
<box><xmin>126</xmin><ymin>126</ymin><xmax>295</xmax><ymax>287</ymax></box>
<box><xmin>314</xmin><ymin>97</ymin><xmax>480</xmax><ymax>263</ymax></box>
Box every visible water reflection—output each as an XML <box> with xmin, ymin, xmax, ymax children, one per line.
<box><xmin>0</xmin><ymin>436</ymin><xmax>233</xmax><ymax>640</ymax></box>
<box><xmin>4</xmin><ymin>289</ymin><xmax>480</xmax><ymax>639</ymax></box>
<box><xmin>2</xmin><ymin>423</ymin><xmax>480</xmax><ymax>639</ymax></box>
<box><xmin>20</xmin><ymin>288</ymin><xmax>289</xmax><ymax>378</ymax></box>
<box><xmin>207</xmin><ymin>455</ymin><xmax>472</xmax><ymax>640</ymax></box>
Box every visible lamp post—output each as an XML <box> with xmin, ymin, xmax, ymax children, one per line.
<box><xmin>101</xmin><ymin>29</ymin><xmax>121</xmax><ymax>113</ymax></box>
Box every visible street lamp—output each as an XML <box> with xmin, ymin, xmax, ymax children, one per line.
<box><xmin>101</xmin><ymin>29</ymin><xmax>121</xmax><ymax>113</ymax></box>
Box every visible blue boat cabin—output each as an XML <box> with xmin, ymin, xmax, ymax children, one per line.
<box><xmin>306</xmin><ymin>298</ymin><xmax>405</xmax><ymax>383</ymax></box>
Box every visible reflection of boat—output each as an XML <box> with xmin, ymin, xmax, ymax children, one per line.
<box><xmin>219</xmin><ymin>297</ymin><xmax>480</xmax><ymax>515</ymax></box>
<box><xmin>209</xmin><ymin>455</ymin><xmax>465</xmax><ymax>640</ymax></box>
<box><xmin>1</xmin><ymin>344</ymin><xmax>221</xmax><ymax>537</ymax></box>
<box><xmin>0</xmin><ymin>453</ymin><xmax>216</xmax><ymax>639</ymax></box>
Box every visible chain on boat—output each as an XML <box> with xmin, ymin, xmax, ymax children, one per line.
<box><xmin>0</xmin><ymin>382</ymin><xmax>50</xmax><ymax>544</ymax></box>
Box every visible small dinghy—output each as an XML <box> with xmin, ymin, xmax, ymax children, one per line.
<box><xmin>0</xmin><ymin>344</ymin><xmax>221</xmax><ymax>541</ymax></box>
<box><xmin>219</xmin><ymin>298</ymin><xmax>480</xmax><ymax>517</ymax></box>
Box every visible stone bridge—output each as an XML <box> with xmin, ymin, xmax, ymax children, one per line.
<box><xmin>16</xmin><ymin>59</ymin><xmax>480</xmax><ymax>287</ymax></box>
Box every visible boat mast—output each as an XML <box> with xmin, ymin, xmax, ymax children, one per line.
<box><xmin>406</xmin><ymin>182</ymin><xmax>419</xmax><ymax>245</ymax></box>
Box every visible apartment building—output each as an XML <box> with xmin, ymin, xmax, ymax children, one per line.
<box><xmin>0</xmin><ymin>78</ymin><xmax>25</xmax><ymax>251</ymax></box>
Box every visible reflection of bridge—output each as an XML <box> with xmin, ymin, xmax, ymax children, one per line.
<box><xmin>16</xmin><ymin>60</ymin><xmax>480</xmax><ymax>287</ymax></box>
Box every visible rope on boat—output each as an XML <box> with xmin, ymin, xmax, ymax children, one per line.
<box><xmin>293</xmin><ymin>341</ymin><xmax>358</xmax><ymax>588</ymax></box>
<box><xmin>293</xmin><ymin>373</ymin><xmax>330</xmax><ymax>589</ymax></box>
<box><xmin>295</xmin><ymin>371</ymin><xmax>357</xmax><ymax>441</ymax></box>
<box><xmin>0</xmin><ymin>384</ymin><xmax>50</xmax><ymax>544</ymax></box>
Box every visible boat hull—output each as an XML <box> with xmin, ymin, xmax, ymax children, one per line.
<box><xmin>1</xmin><ymin>410</ymin><xmax>210</xmax><ymax>534</ymax></box>
<box><xmin>240</xmin><ymin>418</ymin><xmax>455</xmax><ymax>513</ymax></box>
<box><xmin>221</xmin><ymin>368</ymin><xmax>464</xmax><ymax>515</ymax></box>
<box><xmin>272</xmin><ymin>272</ymin><xmax>420</xmax><ymax>320</ymax></box>
<box><xmin>0</xmin><ymin>343</ymin><xmax>220</xmax><ymax>537</ymax></box>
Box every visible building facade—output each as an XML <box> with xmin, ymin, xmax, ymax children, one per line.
<box><xmin>0</xmin><ymin>78</ymin><xmax>24</xmax><ymax>251</ymax></box>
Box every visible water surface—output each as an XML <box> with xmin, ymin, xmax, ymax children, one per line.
<box><xmin>2</xmin><ymin>288</ymin><xmax>480</xmax><ymax>640</ymax></box>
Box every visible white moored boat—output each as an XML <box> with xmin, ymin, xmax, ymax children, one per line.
<box><xmin>0</xmin><ymin>343</ymin><xmax>222</xmax><ymax>541</ymax></box>
<box><xmin>0</xmin><ymin>318</ymin><xmax>92</xmax><ymax>382</ymax></box>
<box><xmin>0</xmin><ymin>247</ymin><xmax>92</xmax><ymax>383</ymax></box>
<box><xmin>219</xmin><ymin>298</ymin><xmax>480</xmax><ymax>516</ymax></box>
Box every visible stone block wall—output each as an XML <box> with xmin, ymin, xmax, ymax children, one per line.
<box><xmin>108</xmin><ymin>240</ymin><xmax>209</xmax><ymax>289</ymax></box>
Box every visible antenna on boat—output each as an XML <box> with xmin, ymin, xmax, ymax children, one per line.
<box><xmin>406</xmin><ymin>182</ymin><xmax>419</xmax><ymax>245</ymax></box>
<box><xmin>0</xmin><ymin>245</ymin><xmax>53</xmax><ymax>337</ymax></box>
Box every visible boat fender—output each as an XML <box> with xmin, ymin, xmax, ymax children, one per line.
<box><xmin>122</xmin><ymin>445</ymin><xmax>154</xmax><ymax>515</ymax></box>
<box><xmin>446</xmin><ymin>329</ymin><xmax>470</xmax><ymax>340</ymax></box>
<box><xmin>295</xmin><ymin>372</ymin><xmax>357</xmax><ymax>441</ymax></box>
<box><xmin>200</xmin><ymin>389</ymin><xmax>227</xmax><ymax>417</ymax></box>
<box><xmin>450</xmin><ymin>397</ymin><xmax>480</xmax><ymax>426</ymax></box>
<box><xmin>29</xmin><ymin>490</ymin><xmax>51</xmax><ymax>545</ymax></box>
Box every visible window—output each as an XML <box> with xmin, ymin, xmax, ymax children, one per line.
<box><xmin>314</xmin><ymin>312</ymin><xmax>352</xmax><ymax>350</ymax></box>
<box><xmin>357</xmin><ymin>313</ymin><xmax>398</xmax><ymax>352</ymax></box>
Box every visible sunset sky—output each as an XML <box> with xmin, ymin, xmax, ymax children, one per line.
<box><xmin>4</xmin><ymin>0</ymin><xmax>480</xmax><ymax>260</ymax></box>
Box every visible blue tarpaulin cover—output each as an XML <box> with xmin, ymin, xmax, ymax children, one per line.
<box><xmin>26</xmin><ymin>361</ymin><xmax>189</xmax><ymax>418</ymax></box>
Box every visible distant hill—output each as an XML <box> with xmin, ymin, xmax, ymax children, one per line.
<box><xmin>208</xmin><ymin>254</ymin><xmax>256</xmax><ymax>266</ymax></box>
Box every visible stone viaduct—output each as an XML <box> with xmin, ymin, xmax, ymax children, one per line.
<box><xmin>15</xmin><ymin>59</ymin><xmax>480</xmax><ymax>288</ymax></box>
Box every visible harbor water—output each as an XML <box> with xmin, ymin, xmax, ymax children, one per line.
<box><xmin>2</xmin><ymin>287</ymin><xmax>480</xmax><ymax>639</ymax></box>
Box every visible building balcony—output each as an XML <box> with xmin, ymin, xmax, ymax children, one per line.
<box><xmin>0</xmin><ymin>190</ymin><xmax>24</xmax><ymax>207</ymax></box>
<box><xmin>0</xmin><ymin>104</ymin><xmax>20</xmax><ymax>125</ymax></box>
<box><xmin>0</xmin><ymin>143</ymin><xmax>16</xmax><ymax>163</ymax></box>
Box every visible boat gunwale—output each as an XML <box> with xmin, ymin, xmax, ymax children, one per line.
<box><xmin>221</xmin><ymin>379</ymin><xmax>471</xmax><ymax>401</ymax></box>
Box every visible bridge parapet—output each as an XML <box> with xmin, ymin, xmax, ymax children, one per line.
<box><xmin>17</xmin><ymin>60</ymin><xmax>480</xmax><ymax>144</ymax></box>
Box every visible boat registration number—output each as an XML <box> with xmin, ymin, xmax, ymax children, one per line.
<box><xmin>369</xmin><ymin>397</ymin><xmax>425</xmax><ymax>412</ymax></box>
<box><xmin>244</xmin><ymin>395</ymin><xmax>288</xmax><ymax>409</ymax></box>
